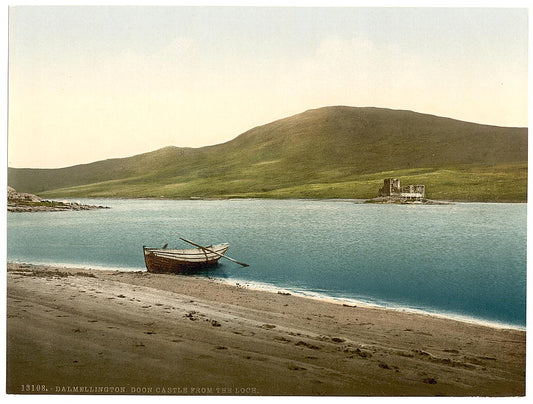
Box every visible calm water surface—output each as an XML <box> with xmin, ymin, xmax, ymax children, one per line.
<box><xmin>7</xmin><ymin>199</ymin><xmax>526</xmax><ymax>328</ymax></box>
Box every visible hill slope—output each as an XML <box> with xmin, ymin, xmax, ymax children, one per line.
<box><xmin>8</xmin><ymin>106</ymin><xmax>528</xmax><ymax>201</ymax></box>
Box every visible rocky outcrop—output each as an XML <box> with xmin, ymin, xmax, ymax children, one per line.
<box><xmin>7</xmin><ymin>186</ymin><xmax>109</xmax><ymax>212</ymax></box>
<box><xmin>365</xmin><ymin>196</ymin><xmax>451</xmax><ymax>205</ymax></box>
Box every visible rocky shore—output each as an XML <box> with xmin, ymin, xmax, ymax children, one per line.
<box><xmin>7</xmin><ymin>186</ymin><xmax>109</xmax><ymax>212</ymax></box>
<box><xmin>365</xmin><ymin>196</ymin><xmax>452</xmax><ymax>205</ymax></box>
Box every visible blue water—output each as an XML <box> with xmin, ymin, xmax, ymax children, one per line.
<box><xmin>6</xmin><ymin>199</ymin><xmax>526</xmax><ymax>328</ymax></box>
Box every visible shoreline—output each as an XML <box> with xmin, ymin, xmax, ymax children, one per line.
<box><xmin>6</xmin><ymin>261</ymin><xmax>525</xmax><ymax>396</ymax></box>
<box><xmin>35</xmin><ymin>195</ymin><xmax>526</xmax><ymax>204</ymax></box>
<box><xmin>7</xmin><ymin>186</ymin><xmax>110</xmax><ymax>213</ymax></box>
<box><xmin>227</xmin><ymin>280</ymin><xmax>526</xmax><ymax>332</ymax></box>
<box><xmin>7</xmin><ymin>260</ymin><xmax>525</xmax><ymax>331</ymax></box>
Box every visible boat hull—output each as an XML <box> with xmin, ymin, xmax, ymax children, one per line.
<box><xmin>143</xmin><ymin>243</ymin><xmax>230</xmax><ymax>274</ymax></box>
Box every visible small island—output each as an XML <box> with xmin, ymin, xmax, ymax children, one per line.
<box><xmin>7</xmin><ymin>186</ymin><xmax>109</xmax><ymax>212</ymax></box>
<box><xmin>366</xmin><ymin>178</ymin><xmax>450</xmax><ymax>205</ymax></box>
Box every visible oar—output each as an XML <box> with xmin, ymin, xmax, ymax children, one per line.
<box><xmin>179</xmin><ymin>237</ymin><xmax>249</xmax><ymax>267</ymax></box>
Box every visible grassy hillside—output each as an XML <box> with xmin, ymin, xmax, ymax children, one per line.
<box><xmin>8</xmin><ymin>106</ymin><xmax>528</xmax><ymax>202</ymax></box>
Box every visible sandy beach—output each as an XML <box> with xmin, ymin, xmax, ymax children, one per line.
<box><xmin>6</xmin><ymin>262</ymin><xmax>525</xmax><ymax>396</ymax></box>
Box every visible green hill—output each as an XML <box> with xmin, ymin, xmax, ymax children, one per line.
<box><xmin>8</xmin><ymin>106</ymin><xmax>528</xmax><ymax>201</ymax></box>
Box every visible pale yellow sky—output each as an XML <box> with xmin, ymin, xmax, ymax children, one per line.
<box><xmin>7</xmin><ymin>5</ymin><xmax>529</xmax><ymax>168</ymax></box>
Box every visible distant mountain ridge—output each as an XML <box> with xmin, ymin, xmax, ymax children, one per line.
<box><xmin>8</xmin><ymin>106</ymin><xmax>528</xmax><ymax>201</ymax></box>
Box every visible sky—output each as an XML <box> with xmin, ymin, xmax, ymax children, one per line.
<box><xmin>7</xmin><ymin>4</ymin><xmax>529</xmax><ymax>168</ymax></box>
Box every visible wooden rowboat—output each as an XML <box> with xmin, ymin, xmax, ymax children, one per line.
<box><xmin>143</xmin><ymin>243</ymin><xmax>230</xmax><ymax>273</ymax></box>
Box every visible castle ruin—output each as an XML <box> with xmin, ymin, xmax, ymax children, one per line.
<box><xmin>378</xmin><ymin>178</ymin><xmax>425</xmax><ymax>201</ymax></box>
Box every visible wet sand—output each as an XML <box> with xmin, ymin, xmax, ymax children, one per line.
<box><xmin>6</xmin><ymin>262</ymin><xmax>525</xmax><ymax>396</ymax></box>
